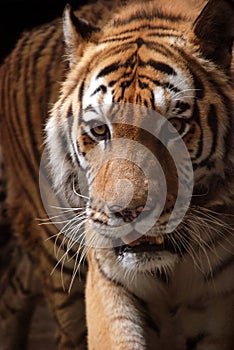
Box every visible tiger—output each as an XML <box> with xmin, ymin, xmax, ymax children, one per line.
<box><xmin>0</xmin><ymin>0</ymin><xmax>233</xmax><ymax>349</ymax></box>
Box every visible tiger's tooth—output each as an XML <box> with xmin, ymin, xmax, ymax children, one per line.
<box><xmin>155</xmin><ymin>235</ymin><xmax>164</xmax><ymax>245</ymax></box>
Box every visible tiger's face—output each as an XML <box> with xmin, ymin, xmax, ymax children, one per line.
<box><xmin>46</xmin><ymin>2</ymin><xmax>233</xmax><ymax>279</ymax></box>
<box><xmin>75</xmin><ymin>51</ymin><xmax>194</xmax><ymax>268</ymax></box>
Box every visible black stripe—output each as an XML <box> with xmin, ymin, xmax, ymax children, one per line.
<box><xmin>206</xmin><ymin>254</ymin><xmax>234</xmax><ymax>281</ymax></box>
<box><xmin>192</xmin><ymin>72</ymin><xmax>205</xmax><ymax>100</ymax></box>
<box><xmin>136</xmin><ymin>93</ymin><xmax>142</xmax><ymax>104</ymax></box>
<box><xmin>146</xmin><ymin>40</ymin><xmax>179</xmax><ymax>61</ymax></box>
<box><xmin>138</xmin><ymin>80</ymin><xmax>149</xmax><ymax>89</ymax></box>
<box><xmin>113</xmin><ymin>11</ymin><xmax>187</xmax><ymax>27</ymax></box>
<box><xmin>57</xmin><ymin>290</ymin><xmax>85</xmax><ymax>310</ymax></box>
<box><xmin>2</xmin><ymin>37</ymin><xmax>31</xmax><ymax>152</ymax></box>
<box><xmin>122</xmin><ymin>39</ymin><xmax>174</xmax><ymax>59</ymax></box>
<box><xmin>41</xmin><ymin>223</ymin><xmax>59</xmax><ymax>240</ymax></box>
<box><xmin>186</xmin><ymin>303</ymin><xmax>207</xmax><ymax>312</ymax></box>
<box><xmin>222</xmin><ymin>287</ymin><xmax>234</xmax><ymax>298</ymax></box>
<box><xmin>11</xmin><ymin>88</ymin><xmax>25</xmax><ymax>145</ymax></box>
<box><xmin>190</xmin><ymin>102</ymin><xmax>203</xmax><ymax>160</ymax></box>
<box><xmin>51</xmin><ymin>289</ymin><xmax>87</xmax><ymax>343</ymax></box>
<box><xmin>100</xmin><ymin>35</ymin><xmax>134</xmax><ymax>44</ymax></box>
<box><xmin>77</xmin><ymin>79</ymin><xmax>86</xmax><ymax>152</ymax></box>
<box><xmin>139</xmin><ymin>76</ymin><xmax>180</xmax><ymax>93</ymax></box>
<box><xmin>4</xmin><ymin>119</ymin><xmax>38</xmax><ymax>190</ymax></box>
<box><xmin>25</xmin><ymin>28</ymin><xmax>58</xmax><ymax>169</ymax></box>
<box><xmin>0</xmin><ymin>191</ymin><xmax>6</xmax><ymax>201</ymax></box>
<box><xmin>147</xmin><ymin>32</ymin><xmax>181</xmax><ymax>39</ymax></box>
<box><xmin>163</xmin><ymin>82</ymin><xmax>180</xmax><ymax>93</ymax></box>
<box><xmin>38</xmin><ymin>37</ymin><xmax>62</xmax><ymax>116</ymax></box>
<box><xmin>92</xmin><ymin>44</ymin><xmax>132</xmax><ymax>66</ymax></box>
<box><xmin>120</xmin><ymin>74</ymin><xmax>136</xmax><ymax>97</ymax></box>
<box><xmin>32</xmin><ymin>25</ymin><xmax>57</xmax><ymax>94</ymax></box>
<box><xmin>78</xmin><ymin>79</ymin><xmax>85</xmax><ymax>106</ymax></box>
<box><xmin>4</xmin><ymin>116</ymin><xmax>40</xmax><ymax>214</ymax></box>
<box><xmin>138</xmin><ymin>74</ymin><xmax>181</xmax><ymax>94</ymax></box>
<box><xmin>175</xmin><ymin>101</ymin><xmax>190</xmax><ymax>113</ymax></box>
<box><xmin>139</xmin><ymin>58</ymin><xmax>176</xmax><ymax>75</ymax></box>
<box><xmin>14</xmin><ymin>31</ymin><xmax>32</xmax><ymax>82</ymax></box>
<box><xmin>2</xmin><ymin>302</ymin><xmax>17</xmax><ymax>315</ymax></box>
<box><xmin>97</xmin><ymin>62</ymin><xmax>121</xmax><ymax>79</ymax></box>
<box><xmin>67</xmin><ymin>105</ymin><xmax>74</xmax><ymax>138</ymax></box>
<box><xmin>9</xmin><ymin>278</ymin><xmax>18</xmax><ymax>294</ymax></box>
<box><xmin>135</xmin><ymin>297</ymin><xmax>160</xmax><ymax>335</ymax></box>
<box><xmin>46</xmin><ymin>286</ymin><xmax>74</xmax><ymax>294</ymax></box>
<box><xmin>10</xmin><ymin>38</ymin><xmax>30</xmax><ymax>144</ymax></box>
<box><xmin>55</xmin><ymin>330</ymin><xmax>87</xmax><ymax>349</ymax></box>
<box><xmin>150</xmin><ymin>89</ymin><xmax>156</xmax><ymax>110</ymax></box>
<box><xmin>91</xmin><ymin>85</ymin><xmax>107</xmax><ymax>96</ymax></box>
<box><xmin>15</xmin><ymin>276</ymin><xmax>31</xmax><ymax>295</ymax></box>
<box><xmin>155</xmin><ymin>269</ymin><xmax>170</xmax><ymax>283</ymax></box>
<box><xmin>213</xmin><ymin>85</ymin><xmax>232</xmax><ymax>159</ymax></box>
<box><xmin>186</xmin><ymin>333</ymin><xmax>206</xmax><ymax>350</ymax></box>
<box><xmin>0</xmin><ymin>63</ymin><xmax>7</xmax><ymax>114</ymax></box>
<box><xmin>199</xmin><ymin>104</ymin><xmax>218</xmax><ymax>168</ymax></box>
<box><xmin>106</xmin><ymin>24</ymin><xmax>181</xmax><ymax>37</ymax></box>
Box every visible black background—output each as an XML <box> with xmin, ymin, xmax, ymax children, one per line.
<box><xmin>0</xmin><ymin>0</ymin><xmax>89</xmax><ymax>64</ymax></box>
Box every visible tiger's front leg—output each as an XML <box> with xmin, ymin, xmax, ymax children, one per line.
<box><xmin>86</xmin><ymin>249</ymin><xmax>146</xmax><ymax>350</ymax></box>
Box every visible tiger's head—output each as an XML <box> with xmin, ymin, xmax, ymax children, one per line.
<box><xmin>46</xmin><ymin>0</ymin><xmax>234</xmax><ymax>280</ymax></box>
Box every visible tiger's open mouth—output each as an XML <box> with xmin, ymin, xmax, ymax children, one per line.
<box><xmin>115</xmin><ymin>232</ymin><xmax>181</xmax><ymax>256</ymax></box>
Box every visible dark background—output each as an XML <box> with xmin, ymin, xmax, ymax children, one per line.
<box><xmin>0</xmin><ymin>0</ymin><xmax>89</xmax><ymax>64</ymax></box>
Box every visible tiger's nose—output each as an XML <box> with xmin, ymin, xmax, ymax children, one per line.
<box><xmin>108</xmin><ymin>205</ymin><xmax>150</xmax><ymax>222</ymax></box>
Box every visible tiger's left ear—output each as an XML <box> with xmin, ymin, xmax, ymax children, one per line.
<box><xmin>193</xmin><ymin>0</ymin><xmax>234</xmax><ymax>70</ymax></box>
<box><xmin>63</xmin><ymin>4</ymin><xmax>100</xmax><ymax>66</ymax></box>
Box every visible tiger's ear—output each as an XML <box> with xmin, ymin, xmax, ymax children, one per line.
<box><xmin>63</xmin><ymin>4</ymin><xmax>100</xmax><ymax>66</ymax></box>
<box><xmin>193</xmin><ymin>0</ymin><xmax>234</xmax><ymax>70</ymax></box>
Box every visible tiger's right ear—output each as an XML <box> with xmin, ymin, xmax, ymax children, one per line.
<box><xmin>63</xmin><ymin>4</ymin><xmax>100</xmax><ymax>67</ymax></box>
<box><xmin>193</xmin><ymin>0</ymin><xmax>234</xmax><ymax>70</ymax></box>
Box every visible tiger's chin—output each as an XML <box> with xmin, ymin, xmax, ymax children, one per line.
<box><xmin>115</xmin><ymin>245</ymin><xmax>178</xmax><ymax>276</ymax></box>
<box><xmin>116</xmin><ymin>234</ymin><xmax>179</xmax><ymax>275</ymax></box>
<box><xmin>91</xmin><ymin>227</ymin><xmax>179</xmax><ymax>284</ymax></box>
<box><xmin>94</xmin><ymin>241</ymin><xmax>178</xmax><ymax>291</ymax></box>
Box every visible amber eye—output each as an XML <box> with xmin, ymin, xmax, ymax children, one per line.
<box><xmin>90</xmin><ymin>124</ymin><xmax>109</xmax><ymax>139</ymax></box>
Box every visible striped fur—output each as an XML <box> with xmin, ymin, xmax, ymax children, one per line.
<box><xmin>1</xmin><ymin>0</ymin><xmax>234</xmax><ymax>349</ymax></box>
<box><xmin>0</xmin><ymin>1</ymin><xmax>122</xmax><ymax>348</ymax></box>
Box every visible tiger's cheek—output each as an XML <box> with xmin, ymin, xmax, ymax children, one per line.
<box><xmin>77</xmin><ymin>134</ymin><xmax>97</xmax><ymax>156</ymax></box>
<box><xmin>183</xmin><ymin>121</ymin><xmax>201</xmax><ymax>159</ymax></box>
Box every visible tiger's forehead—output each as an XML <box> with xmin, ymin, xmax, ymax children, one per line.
<box><xmin>84</xmin><ymin>31</ymin><xmax>188</xmax><ymax>82</ymax></box>
<box><xmin>82</xmin><ymin>43</ymin><xmax>193</xmax><ymax>118</ymax></box>
<box><xmin>71</xmin><ymin>5</ymin><xmax>196</xmax><ymax>122</ymax></box>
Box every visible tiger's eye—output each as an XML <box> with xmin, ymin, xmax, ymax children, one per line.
<box><xmin>90</xmin><ymin>124</ymin><xmax>109</xmax><ymax>138</ymax></box>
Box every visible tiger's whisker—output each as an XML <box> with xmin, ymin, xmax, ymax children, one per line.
<box><xmin>72</xmin><ymin>176</ymin><xmax>89</xmax><ymax>200</ymax></box>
